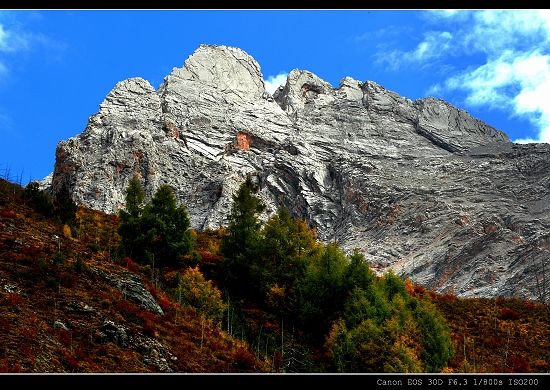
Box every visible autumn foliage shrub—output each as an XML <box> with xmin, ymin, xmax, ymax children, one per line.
<box><xmin>523</xmin><ymin>300</ymin><xmax>536</xmax><ymax>310</ymax></box>
<box><xmin>57</xmin><ymin>329</ymin><xmax>72</xmax><ymax>347</ymax></box>
<box><xmin>231</xmin><ymin>346</ymin><xmax>257</xmax><ymax>370</ymax></box>
<box><xmin>500</xmin><ymin>307</ymin><xmax>520</xmax><ymax>320</ymax></box>
<box><xmin>124</xmin><ymin>257</ymin><xmax>139</xmax><ymax>273</ymax></box>
<box><xmin>158</xmin><ymin>296</ymin><xmax>171</xmax><ymax>312</ymax></box>
<box><xmin>7</xmin><ymin>293</ymin><xmax>23</xmax><ymax>306</ymax></box>
<box><xmin>0</xmin><ymin>209</ymin><xmax>17</xmax><ymax>219</ymax></box>
<box><xmin>176</xmin><ymin>266</ymin><xmax>226</xmax><ymax>325</ymax></box>
<box><xmin>509</xmin><ymin>354</ymin><xmax>530</xmax><ymax>372</ymax></box>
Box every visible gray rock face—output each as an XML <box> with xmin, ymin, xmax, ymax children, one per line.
<box><xmin>98</xmin><ymin>319</ymin><xmax>177</xmax><ymax>372</ymax></box>
<box><xmin>50</xmin><ymin>44</ymin><xmax>550</xmax><ymax>301</ymax></box>
<box><xmin>92</xmin><ymin>268</ymin><xmax>164</xmax><ymax>315</ymax></box>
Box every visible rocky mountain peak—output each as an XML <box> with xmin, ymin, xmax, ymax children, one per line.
<box><xmin>47</xmin><ymin>44</ymin><xmax>550</xmax><ymax>301</ymax></box>
<box><xmin>414</xmin><ymin>97</ymin><xmax>509</xmax><ymax>153</ymax></box>
<box><xmin>161</xmin><ymin>44</ymin><xmax>266</xmax><ymax>101</ymax></box>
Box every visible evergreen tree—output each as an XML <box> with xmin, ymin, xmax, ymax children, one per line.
<box><xmin>299</xmin><ymin>243</ymin><xmax>349</xmax><ymax>339</ymax></box>
<box><xmin>260</xmin><ymin>207</ymin><xmax>317</xmax><ymax>315</ymax></box>
<box><xmin>119</xmin><ymin>178</ymin><xmax>193</xmax><ymax>266</ymax></box>
<box><xmin>125</xmin><ymin>175</ymin><xmax>145</xmax><ymax>217</ymax></box>
<box><xmin>53</xmin><ymin>183</ymin><xmax>77</xmax><ymax>226</ymax></box>
<box><xmin>24</xmin><ymin>181</ymin><xmax>54</xmax><ymax>217</ymax></box>
<box><xmin>344</xmin><ymin>249</ymin><xmax>376</xmax><ymax>292</ymax></box>
<box><xmin>143</xmin><ymin>184</ymin><xmax>193</xmax><ymax>266</ymax></box>
<box><xmin>414</xmin><ymin>299</ymin><xmax>454</xmax><ymax>372</ymax></box>
<box><xmin>119</xmin><ymin>176</ymin><xmax>149</xmax><ymax>261</ymax></box>
<box><xmin>220</xmin><ymin>176</ymin><xmax>265</xmax><ymax>297</ymax></box>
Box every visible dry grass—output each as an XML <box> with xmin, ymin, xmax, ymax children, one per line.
<box><xmin>0</xmin><ymin>179</ymin><xmax>265</xmax><ymax>373</ymax></box>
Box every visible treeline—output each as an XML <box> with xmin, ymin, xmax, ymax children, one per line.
<box><xmin>24</xmin><ymin>181</ymin><xmax>77</xmax><ymax>228</ymax></box>
<box><xmin>215</xmin><ymin>178</ymin><xmax>453</xmax><ymax>372</ymax></box>
<box><xmin>23</xmin><ymin>176</ymin><xmax>454</xmax><ymax>372</ymax></box>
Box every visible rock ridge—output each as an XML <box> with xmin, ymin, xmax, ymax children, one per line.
<box><xmin>47</xmin><ymin>44</ymin><xmax>549</xmax><ymax>301</ymax></box>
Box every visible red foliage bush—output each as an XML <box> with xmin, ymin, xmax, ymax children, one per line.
<box><xmin>57</xmin><ymin>329</ymin><xmax>72</xmax><ymax>347</ymax></box>
<box><xmin>21</xmin><ymin>327</ymin><xmax>38</xmax><ymax>339</ymax></box>
<box><xmin>7</xmin><ymin>293</ymin><xmax>23</xmax><ymax>306</ymax></box>
<box><xmin>509</xmin><ymin>354</ymin><xmax>531</xmax><ymax>372</ymax></box>
<box><xmin>20</xmin><ymin>344</ymin><xmax>35</xmax><ymax>363</ymax></box>
<box><xmin>231</xmin><ymin>347</ymin><xmax>257</xmax><ymax>370</ymax></box>
<box><xmin>20</xmin><ymin>245</ymin><xmax>42</xmax><ymax>257</ymax></box>
<box><xmin>147</xmin><ymin>284</ymin><xmax>159</xmax><ymax>299</ymax></box>
<box><xmin>414</xmin><ymin>285</ymin><xmax>426</xmax><ymax>296</ymax></box>
<box><xmin>440</xmin><ymin>292</ymin><xmax>457</xmax><ymax>302</ymax></box>
<box><xmin>0</xmin><ymin>359</ymin><xmax>23</xmax><ymax>373</ymax></box>
<box><xmin>500</xmin><ymin>307</ymin><xmax>520</xmax><ymax>321</ymax></box>
<box><xmin>158</xmin><ymin>296</ymin><xmax>171</xmax><ymax>312</ymax></box>
<box><xmin>59</xmin><ymin>272</ymin><xmax>77</xmax><ymax>288</ymax></box>
<box><xmin>124</xmin><ymin>257</ymin><xmax>139</xmax><ymax>273</ymax></box>
<box><xmin>197</xmin><ymin>250</ymin><xmax>223</xmax><ymax>263</ymax></box>
<box><xmin>139</xmin><ymin>311</ymin><xmax>158</xmax><ymax>337</ymax></box>
<box><xmin>62</xmin><ymin>350</ymin><xmax>80</xmax><ymax>371</ymax></box>
<box><xmin>485</xmin><ymin>336</ymin><xmax>502</xmax><ymax>348</ymax></box>
<box><xmin>0</xmin><ymin>209</ymin><xmax>17</xmax><ymax>219</ymax></box>
<box><xmin>523</xmin><ymin>301</ymin><xmax>536</xmax><ymax>310</ymax></box>
<box><xmin>116</xmin><ymin>299</ymin><xmax>140</xmax><ymax>318</ymax></box>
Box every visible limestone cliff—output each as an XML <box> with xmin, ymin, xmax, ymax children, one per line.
<box><xmin>47</xmin><ymin>44</ymin><xmax>550</xmax><ymax>301</ymax></box>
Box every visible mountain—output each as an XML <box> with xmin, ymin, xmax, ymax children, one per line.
<box><xmin>45</xmin><ymin>44</ymin><xmax>550</xmax><ymax>301</ymax></box>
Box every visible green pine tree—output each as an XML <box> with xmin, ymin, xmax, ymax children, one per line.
<box><xmin>143</xmin><ymin>184</ymin><xmax>193</xmax><ymax>267</ymax></box>
<box><xmin>119</xmin><ymin>178</ymin><xmax>193</xmax><ymax>267</ymax></box>
<box><xmin>54</xmin><ymin>182</ymin><xmax>77</xmax><ymax>226</ymax></box>
<box><xmin>220</xmin><ymin>176</ymin><xmax>265</xmax><ymax>297</ymax></box>
<box><xmin>119</xmin><ymin>175</ymin><xmax>149</xmax><ymax>261</ymax></box>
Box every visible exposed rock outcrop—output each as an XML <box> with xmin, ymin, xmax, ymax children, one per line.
<box><xmin>92</xmin><ymin>268</ymin><xmax>164</xmax><ymax>315</ymax></box>
<box><xmin>98</xmin><ymin>320</ymin><xmax>177</xmax><ymax>372</ymax></box>
<box><xmin>48</xmin><ymin>44</ymin><xmax>550</xmax><ymax>301</ymax></box>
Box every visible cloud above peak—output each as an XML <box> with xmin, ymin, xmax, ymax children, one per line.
<box><xmin>264</xmin><ymin>72</ymin><xmax>288</xmax><ymax>95</ymax></box>
<box><xmin>377</xmin><ymin>10</ymin><xmax>550</xmax><ymax>143</ymax></box>
<box><xmin>0</xmin><ymin>15</ymin><xmax>63</xmax><ymax>83</ymax></box>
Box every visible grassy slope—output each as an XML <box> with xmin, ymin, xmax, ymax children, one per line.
<box><xmin>0</xmin><ymin>179</ymin><xmax>264</xmax><ymax>372</ymax></box>
<box><xmin>0</xmin><ymin>178</ymin><xmax>548</xmax><ymax>372</ymax></box>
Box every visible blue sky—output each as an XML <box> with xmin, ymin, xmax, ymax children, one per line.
<box><xmin>1</xmin><ymin>10</ymin><xmax>549</xmax><ymax>183</ymax></box>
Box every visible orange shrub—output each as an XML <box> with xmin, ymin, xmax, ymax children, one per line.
<box><xmin>62</xmin><ymin>224</ymin><xmax>72</xmax><ymax>238</ymax></box>
<box><xmin>405</xmin><ymin>278</ymin><xmax>415</xmax><ymax>296</ymax></box>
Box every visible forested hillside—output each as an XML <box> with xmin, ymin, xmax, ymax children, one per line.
<box><xmin>0</xmin><ymin>177</ymin><xmax>548</xmax><ymax>372</ymax></box>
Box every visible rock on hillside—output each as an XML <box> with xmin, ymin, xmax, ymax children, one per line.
<box><xmin>47</xmin><ymin>44</ymin><xmax>550</xmax><ymax>301</ymax></box>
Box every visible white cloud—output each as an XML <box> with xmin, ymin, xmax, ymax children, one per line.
<box><xmin>443</xmin><ymin>51</ymin><xmax>550</xmax><ymax>143</ymax></box>
<box><xmin>0</xmin><ymin>22</ymin><xmax>31</xmax><ymax>54</ymax></box>
<box><xmin>375</xmin><ymin>30</ymin><xmax>453</xmax><ymax>70</ymax></box>
<box><xmin>415</xmin><ymin>10</ymin><xmax>550</xmax><ymax>144</ymax></box>
<box><xmin>0</xmin><ymin>16</ymin><xmax>60</xmax><ymax>82</ymax></box>
<box><xmin>264</xmin><ymin>72</ymin><xmax>288</xmax><ymax>94</ymax></box>
<box><xmin>0</xmin><ymin>21</ymin><xmax>28</xmax><ymax>81</ymax></box>
<box><xmin>446</xmin><ymin>10</ymin><xmax>550</xmax><ymax>143</ymax></box>
<box><xmin>0</xmin><ymin>24</ymin><xmax>8</xmax><ymax>51</ymax></box>
<box><xmin>412</xmin><ymin>31</ymin><xmax>453</xmax><ymax>62</ymax></box>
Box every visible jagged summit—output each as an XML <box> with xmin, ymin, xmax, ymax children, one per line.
<box><xmin>46</xmin><ymin>44</ymin><xmax>550</xmax><ymax>301</ymax></box>
<box><xmin>162</xmin><ymin>44</ymin><xmax>267</xmax><ymax>101</ymax></box>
